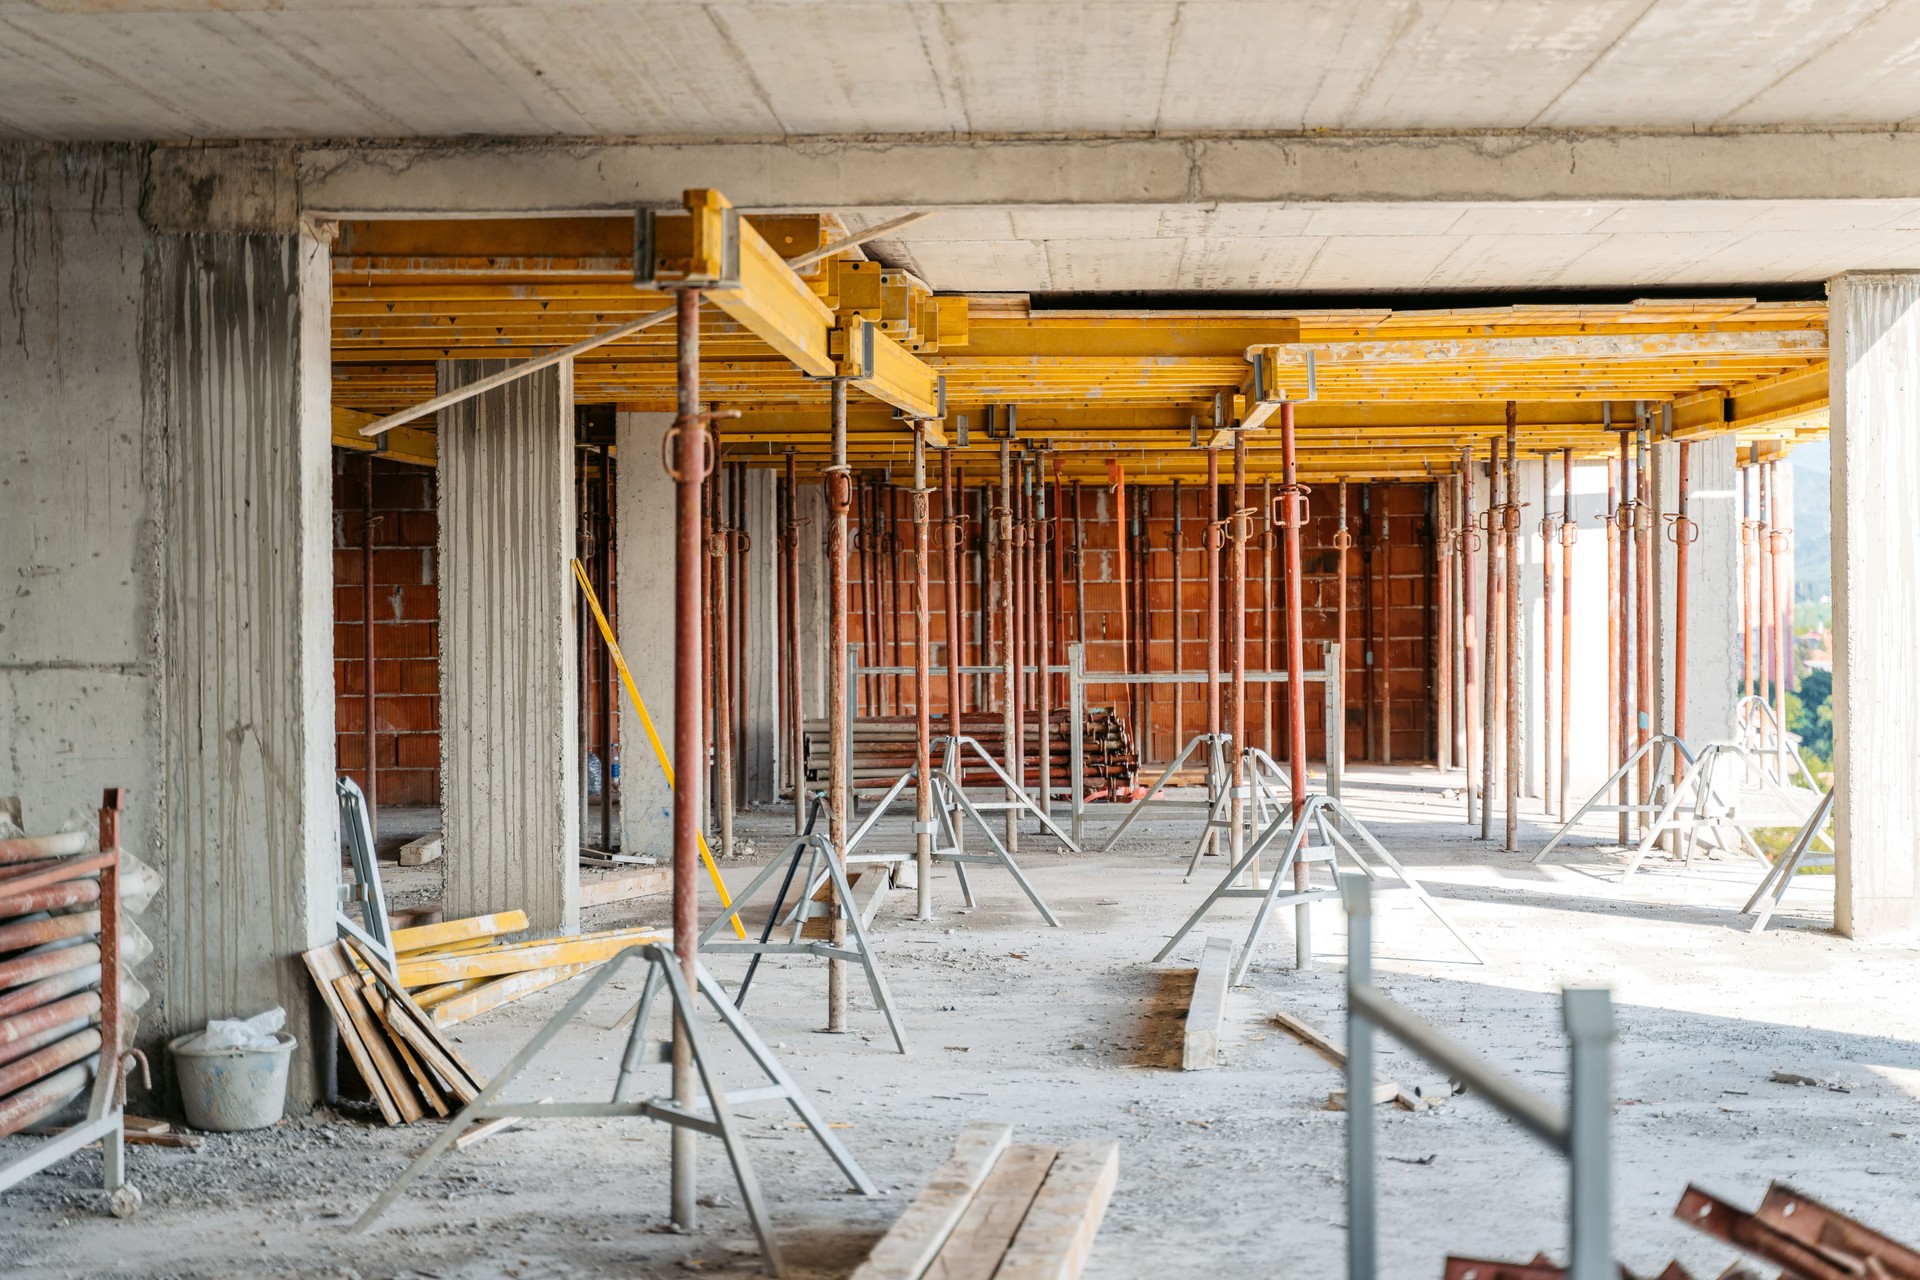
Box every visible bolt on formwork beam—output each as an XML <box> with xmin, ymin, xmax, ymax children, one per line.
<box><xmin>1277</xmin><ymin>401</ymin><xmax>1312</xmax><ymax>968</ymax></box>
<box><xmin>1229</xmin><ymin>430</ymin><xmax>1250</xmax><ymax>878</ymax></box>
<box><xmin>1559</xmin><ymin>449</ymin><xmax>1575</xmax><ymax>825</ymax></box>
<box><xmin>911</xmin><ymin>426</ymin><xmax>934</xmax><ymax>919</ymax></box>
<box><xmin>1481</xmin><ymin>437</ymin><xmax>1500</xmax><ymax>842</ymax></box>
<box><xmin>825</xmin><ymin>377</ymin><xmax>853</xmax><ymax>1035</ymax></box>
<box><xmin>1504</xmin><ymin>402</ymin><xmax>1522</xmax><ymax>853</ymax></box>
<box><xmin>668</xmin><ymin>285</ymin><xmax>706</xmax><ymax>1231</ymax></box>
<box><xmin>998</xmin><ymin>439</ymin><xmax>1019</xmax><ymax>853</ymax></box>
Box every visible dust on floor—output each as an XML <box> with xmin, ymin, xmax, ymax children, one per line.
<box><xmin>2</xmin><ymin>768</ymin><xmax>1915</xmax><ymax>1279</ymax></box>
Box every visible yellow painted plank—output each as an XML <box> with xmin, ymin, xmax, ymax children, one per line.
<box><xmin>392</xmin><ymin>910</ymin><xmax>529</xmax><ymax>954</ymax></box>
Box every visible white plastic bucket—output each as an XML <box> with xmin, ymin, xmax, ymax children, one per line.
<box><xmin>168</xmin><ymin>1031</ymin><xmax>297</xmax><ymax>1132</ymax></box>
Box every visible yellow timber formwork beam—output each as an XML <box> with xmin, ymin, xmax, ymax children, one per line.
<box><xmin>647</xmin><ymin>189</ymin><xmax>942</xmax><ymax>422</ymax></box>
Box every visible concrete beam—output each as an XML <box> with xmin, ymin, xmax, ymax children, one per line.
<box><xmin>293</xmin><ymin>129</ymin><xmax>1920</xmax><ymax>217</ymax></box>
<box><xmin>1828</xmin><ymin>271</ymin><xmax>1920</xmax><ymax>941</ymax></box>
<box><xmin>438</xmin><ymin>358</ymin><xmax>579</xmax><ymax>933</ymax></box>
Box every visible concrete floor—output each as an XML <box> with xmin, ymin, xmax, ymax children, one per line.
<box><xmin>2</xmin><ymin>767</ymin><xmax>1915</xmax><ymax>1279</ymax></box>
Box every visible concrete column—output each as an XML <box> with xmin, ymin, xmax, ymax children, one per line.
<box><xmin>4</xmin><ymin>144</ymin><xmax>336</xmax><ymax>1105</ymax></box>
<box><xmin>798</xmin><ymin>481</ymin><xmax>830</xmax><ymax>720</ymax></box>
<box><xmin>741</xmin><ymin>468</ymin><xmax>779</xmax><ymax>806</ymax></box>
<box><xmin>438</xmin><ymin>359</ymin><xmax>578</xmax><ymax>933</ymax></box>
<box><xmin>1651</xmin><ymin>435</ymin><xmax>1740</xmax><ymax>747</ymax></box>
<box><xmin>1828</xmin><ymin>272</ymin><xmax>1920</xmax><ymax>940</ymax></box>
<box><xmin>616</xmin><ymin>411</ymin><xmax>675</xmax><ymax>859</ymax></box>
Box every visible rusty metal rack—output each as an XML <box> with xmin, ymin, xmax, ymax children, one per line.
<box><xmin>1674</xmin><ymin>1181</ymin><xmax>1920</xmax><ymax>1279</ymax></box>
<box><xmin>0</xmin><ymin>789</ymin><xmax>139</xmax><ymax>1217</ymax></box>
<box><xmin>1339</xmin><ymin>875</ymin><xmax>1611</xmax><ymax>1280</ymax></box>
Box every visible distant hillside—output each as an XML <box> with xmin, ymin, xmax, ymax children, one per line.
<box><xmin>1794</xmin><ymin>439</ymin><xmax>1830</xmax><ymax>603</ymax></box>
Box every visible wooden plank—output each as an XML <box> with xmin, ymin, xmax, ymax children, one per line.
<box><xmin>579</xmin><ymin>866</ymin><xmax>671</xmax><ymax>907</ymax></box>
<box><xmin>397</xmin><ymin>835</ymin><xmax>442</xmax><ymax>866</ymax></box>
<box><xmin>391</xmin><ymin>910</ymin><xmax>528</xmax><ymax>954</ymax></box>
<box><xmin>344</xmin><ymin>936</ymin><xmax>485</xmax><ymax>1089</ymax></box>
<box><xmin>342</xmin><ymin>935</ymin><xmax>486</xmax><ymax>1100</ymax></box>
<box><xmin>994</xmin><ymin>1141</ymin><xmax>1120</xmax><ymax>1280</ymax></box>
<box><xmin>1270</xmin><ymin>1011</ymin><xmax>1423</xmax><ymax>1111</ymax></box>
<box><xmin>429</xmin><ymin>962</ymin><xmax>596</xmax><ymax>1027</ymax></box>
<box><xmin>301</xmin><ymin>942</ymin><xmax>401</xmax><ymax>1126</ymax></box>
<box><xmin>395</xmin><ymin>926</ymin><xmax>664</xmax><ymax>986</ymax></box>
<box><xmin>1181</xmin><ymin>936</ymin><xmax>1232</xmax><ymax>1071</ymax></box>
<box><xmin>362</xmin><ymin>981</ymin><xmax>448</xmax><ymax>1118</ymax></box>
<box><xmin>412</xmin><ymin>976</ymin><xmax>488</xmax><ymax>1009</ymax></box>
<box><xmin>850</xmin><ymin>1123</ymin><xmax>1013</xmax><ymax>1280</ymax></box>
<box><xmin>331</xmin><ymin>972</ymin><xmax>423</xmax><ymax>1124</ymax></box>
<box><xmin>925</xmin><ymin>1144</ymin><xmax>1059</xmax><ymax>1280</ymax></box>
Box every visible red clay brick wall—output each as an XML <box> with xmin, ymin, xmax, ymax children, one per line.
<box><xmin>333</xmin><ymin>452</ymin><xmax>441</xmax><ymax>807</ymax></box>
<box><xmin>844</xmin><ymin>477</ymin><xmax>1436</xmax><ymax>768</ymax></box>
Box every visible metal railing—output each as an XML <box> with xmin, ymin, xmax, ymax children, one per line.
<box><xmin>1340</xmin><ymin>875</ymin><xmax>1613</xmax><ymax>1280</ymax></box>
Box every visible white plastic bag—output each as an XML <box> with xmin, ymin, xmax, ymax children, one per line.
<box><xmin>195</xmin><ymin>1007</ymin><xmax>285</xmax><ymax>1052</ymax></box>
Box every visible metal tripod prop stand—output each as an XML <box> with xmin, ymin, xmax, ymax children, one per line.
<box><xmin>1157</xmin><ymin>792</ymin><xmax>1483</xmax><ymax>985</ymax></box>
<box><xmin>1181</xmin><ymin>744</ymin><xmax>1294</xmax><ymax>878</ymax></box>
<box><xmin>699</xmin><ymin>794</ymin><xmax>910</xmax><ymax>1053</ymax></box>
<box><xmin>1743</xmin><ymin>787</ymin><xmax>1835</xmax><ymax>934</ymax></box>
<box><xmin>352</xmin><ymin>942</ymin><xmax>875</xmax><ymax>1277</ymax></box>
<box><xmin>836</xmin><ymin>734</ymin><xmax>1066</xmax><ymax>925</ymax></box>
<box><xmin>1618</xmin><ymin>742</ymin><xmax>1785</xmax><ymax>879</ymax></box>
<box><xmin>1531</xmin><ymin>734</ymin><xmax>1694</xmax><ymax>865</ymax></box>
<box><xmin>1096</xmin><ymin>731</ymin><xmax>1233</xmax><ymax>854</ymax></box>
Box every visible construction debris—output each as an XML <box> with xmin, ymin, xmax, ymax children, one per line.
<box><xmin>306</xmin><ymin>908</ymin><xmax>667</xmax><ymax>1124</ymax></box>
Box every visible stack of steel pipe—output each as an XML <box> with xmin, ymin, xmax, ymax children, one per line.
<box><xmin>0</xmin><ymin>792</ymin><xmax>134</xmax><ymax>1142</ymax></box>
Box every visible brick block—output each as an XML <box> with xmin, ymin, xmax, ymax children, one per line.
<box><xmin>394</xmin><ymin>732</ymin><xmax>441</xmax><ymax>769</ymax></box>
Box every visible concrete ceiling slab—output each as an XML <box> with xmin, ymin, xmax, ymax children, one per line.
<box><xmin>12</xmin><ymin>0</ymin><xmax>1920</xmax><ymax>141</ymax></box>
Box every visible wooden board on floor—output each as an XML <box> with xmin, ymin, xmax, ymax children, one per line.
<box><xmin>1271</xmin><ymin>1010</ymin><xmax>1423</xmax><ymax>1111</ymax></box>
<box><xmin>428</xmin><ymin>962</ymin><xmax>595</xmax><ymax>1027</ymax></box>
<box><xmin>850</xmin><ymin>1123</ymin><xmax>1013</xmax><ymax>1280</ymax></box>
<box><xmin>579</xmin><ymin>866</ymin><xmax>671</xmax><ymax>907</ymax></box>
<box><xmin>1181</xmin><ymin>936</ymin><xmax>1232</xmax><ymax>1071</ymax></box>
<box><xmin>302</xmin><ymin>942</ymin><xmax>401</xmax><ymax>1126</ymax></box>
<box><xmin>925</xmin><ymin>1144</ymin><xmax>1058</xmax><ymax>1280</ymax></box>
<box><xmin>993</xmin><ymin>1141</ymin><xmax>1120</xmax><ymax>1280</ymax></box>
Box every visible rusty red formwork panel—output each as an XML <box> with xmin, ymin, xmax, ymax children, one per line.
<box><xmin>1675</xmin><ymin>1183</ymin><xmax>1920</xmax><ymax>1280</ymax></box>
<box><xmin>1443</xmin><ymin>1254</ymin><xmax>1702</xmax><ymax>1280</ymax></box>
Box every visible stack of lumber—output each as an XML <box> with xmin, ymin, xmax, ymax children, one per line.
<box><xmin>305</xmin><ymin>911</ymin><xmax>665</xmax><ymax>1126</ymax></box>
<box><xmin>803</xmin><ymin>709</ymin><xmax>1138</xmax><ymax>798</ymax></box>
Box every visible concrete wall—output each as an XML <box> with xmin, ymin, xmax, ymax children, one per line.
<box><xmin>1828</xmin><ymin>272</ymin><xmax>1920</xmax><ymax>941</ymax></box>
<box><xmin>2</xmin><ymin>144</ymin><xmax>335</xmax><ymax>1105</ymax></box>
<box><xmin>615</xmin><ymin>411</ymin><xmax>675</xmax><ymax>860</ymax></box>
<box><xmin>437</xmin><ymin>359</ymin><xmax>578</xmax><ymax>933</ymax></box>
